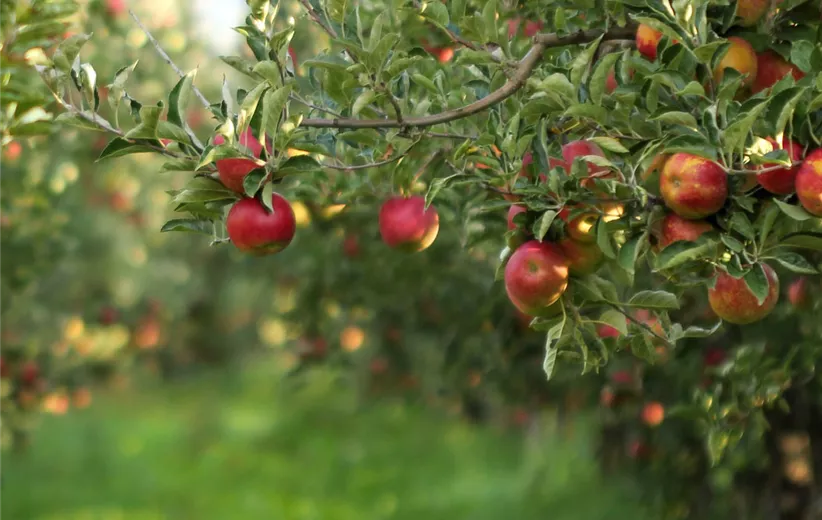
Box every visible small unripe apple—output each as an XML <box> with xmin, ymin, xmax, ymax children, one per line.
<box><xmin>558</xmin><ymin>237</ymin><xmax>603</xmax><ymax>275</ymax></box>
<box><xmin>636</xmin><ymin>24</ymin><xmax>663</xmax><ymax>60</ymax></box>
<box><xmin>787</xmin><ymin>277</ymin><xmax>810</xmax><ymax>309</ymax></box>
<box><xmin>641</xmin><ymin>401</ymin><xmax>665</xmax><ymax>427</ymax></box>
<box><xmin>378</xmin><ymin>196</ymin><xmax>439</xmax><ymax>252</ymax></box>
<box><xmin>213</xmin><ymin>129</ymin><xmax>265</xmax><ymax>193</ymax></box>
<box><xmin>795</xmin><ymin>148</ymin><xmax>822</xmax><ymax>216</ymax></box>
<box><xmin>657</xmin><ymin>213</ymin><xmax>713</xmax><ymax>249</ymax></box>
<box><xmin>660</xmin><ymin>153</ymin><xmax>727</xmax><ymax>219</ymax></box>
<box><xmin>226</xmin><ymin>194</ymin><xmax>297</xmax><ymax>255</ymax></box>
<box><xmin>708</xmin><ymin>264</ymin><xmax>779</xmax><ymax>324</ymax></box>
<box><xmin>752</xmin><ymin>51</ymin><xmax>805</xmax><ymax>93</ymax></box>
<box><xmin>504</xmin><ymin>240</ymin><xmax>569</xmax><ymax>317</ymax></box>
<box><xmin>756</xmin><ymin>137</ymin><xmax>804</xmax><ymax>195</ymax></box>
<box><xmin>713</xmin><ymin>37</ymin><xmax>757</xmax><ymax>87</ymax></box>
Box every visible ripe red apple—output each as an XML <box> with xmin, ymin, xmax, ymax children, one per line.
<box><xmin>708</xmin><ymin>264</ymin><xmax>779</xmax><ymax>324</ymax></box>
<box><xmin>523</xmin><ymin>20</ymin><xmax>543</xmax><ymax>37</ymax></box>
<box><xmin>795</xmin><ymin>148</ymin><xmax>822</xmax><ymax>216</ymax></box>
<box><xmin>636</xmin><ymin>24</ymin><xmax>663</xmax><ymax>60</ymax></box>
<box><xmin>713</xmin><ymin>37</ymin><xmax>757</xmax><ymax>87</ymax></box>
<box><xmin>657</xmin><ymin>213</ymin><xmax>713</xmax><ymax>249</ymax></box>
<box><xmin>20</xmin><ymin>361</ymin><xmax>39</xmax><ymax>385</ymax></box>
<box><xmin>105</xmin><ymin>0</ymin><xmax>126</xmax><ymax>17</ymax></box>
<box><xmin>558</xmin><ymin>237</ymin><xmax>603</xmax><ymax>275</ymax></box>
<box><xmin>600</xmin><ymin>386</ymin><xmax>615</xmax><ymax>407</ymax></box>
<box><xmin>605</xmin><ymin>67</ymin><xmax>618</xmax><ymax>94</ymax></box>
<box><xmin>504</xmin><ymin>240</ymin><xmax>569</xmax><ymax>316</ymax></box>
<box><xmin>735</xmin><ymin>0</ymin><xmax>770</xmax><ymax>26</ymax></box>
<box><xmin>213</xmin><ymin>129</ymin><xmax>265</xmax><ymax>193</ymax></box>
<box><xmin>597</xmin><ymin>324</ymin><xmax>621</xmax><ymax>338</ymax></box>
<box><xmin>507</xmin><ymin>204</ymin><xmax>527</xmax><ymax>231</ymax></box>
<box><xmin>641</xmin><ymin>402</ymin><xmax>665</xmax><ymax>427</ymax></box>
<box><xmin>561</xmin><ymin>140</ymin><xmax>608</xmax><ymax>178</ymax></box>
<box><xmin>287</xmin><ymin>46</ymin><xmax>299</xmax><ymax>73</ymax></box>
<box><xmin>379</xmin><ymin>196</ymin><xmax>439</xmax><ymax>252</ymax></box>
<box><xmin>343</xmin><ymin>234</ymin><xmax>360</xmax><ymax>258</ymax></box>
<box><xmin>788</xmin><ymin>277</ymin><xmax>810</xmax><ymax>309</ymax></box>
<box><xmin>660</xmin><ymin>153</ymin><xmax>727</xmax><ymax>219</ymax></box>
<box><xmin>226</xmin><ymin>193</ymin><xmax>297</xmax><ymax>255</ymax></box>
<box><xmin>611</xmin><ymin>370</ymin><xmax>633</xmax><ymax>385</ymax></box>
<box><xmin>756</xmin><ymin>137</ymin><xmax>803</xmax><ymax>194</ymax></box>
<box><xmin>703</xmin><ymin>346</ymin><xmax>726</xmax><ymax>367</ymax></box>
<box><xmin>3</xmin><ymin>141</ymin><xmax>22</xmax><ymax>162</ymax></box>
<box><xmin>752</xmin><ymin>51</ymin><xmax>805</xmax><ymax>93</ymax></box>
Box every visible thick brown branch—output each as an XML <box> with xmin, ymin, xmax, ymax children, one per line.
<box><xmin>300</xmin><ymin>25</ymin><xmax>635</xmax><ymax>130</ymax></box>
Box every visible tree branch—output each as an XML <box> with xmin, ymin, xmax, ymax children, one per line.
<box><xmin>128</xmin><ymin>10</ymin><xmax>211</xmax><ymax>111</ymax></box>
<box><xmin>322</xmin><ymin>138</ymin><xmax>422</xmax><ymax>171</ymax></box>
<box><xmin>300</xmin><ymin>25</ymin><xmax>635</xmax><ymax>130</ymax></box>
<box><xmin>298</xmin><ymin>0</ymin><xmax>338</xmax><ymax>39</ymax></box>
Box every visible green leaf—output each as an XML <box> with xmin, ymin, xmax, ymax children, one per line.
<box><xmin>124</xmin><ymin>105</ymin><xmax>163</xmax><ymax>140</ymax></box>
<box><xmin>767</xmin><ymin>87</ymin><xmax>807</xmax><ymax>138</ymax></box>
<box><xmin>167</xmin><ymin>70</ymin><xmax>196</xmax><ymax>128</ymax></box>
<box><xmin>219</xmin><ymin>55</ymin><xmax>257</xmax><ymax>77</ymax></box>
<box><xmin>655</xmin><ymin>240</ymin><xmax>717</xmax><ymax>270</ymax></box>
<box><xmin>97</xmin><ymin>137</ymin><xmax>156</xmax><ymax>160</ymax></box>
<box><xmin>627</xmin><ymin>290</ymin><xmax>680</xmax><ymax>310</ymax></box>
<box><xmin>481</xmin><ymin>0</ymin><xmax>498</xmax><ymax>44</ymax></box>
<box><xmin>729</xmin><ymin>212</ymin><xmax>755</xmax><ymax>241</ymax></box>
<box><xmin>743</xmin><ymin>264</ymin><xmax>769</xmax><ymax>305</ymax></box>
<box><xmin>589</xmin><ymin>136</ymin><xmax>629</xmax><ymax>154</ymax></box>
<box><xmin>160</xmin><ymin>158</ymin><xmax>198</xmax><ymax>173</ymax></box>
<box><xmin>420</xmin><ymin>1</ymin><xmax>449</xmax><ymax>26</ymax></box>
<box><xmin>171</xmin><ymin>188</ymin><xmax>238</xmax><ymax>205</ymax></box>
<box><xmin>352</xmin><ymin>89</ymin><xmax>376</xmax><ymax>116</ymax></box>
<box><xmin>758</xmin><ymin>202</ymin><xmax>781</xmax><ymax>246</ymax></box>
<box><xmin>160</xmin><ymin>219</ymin><xmax>213</xmax><ymax>234</ymax></box>
<box><xmin>261</xmin><ymin>85</ymin><xmax>292</xmax><ymax>143</ymax></box>
<box><xmin>237</xmin><ymin>82</ymin><xmax>268</xmax><ymax>136</ymax></box>
<box><xmin>495</xmin><ymin>246</ymin><xmax>512</xmax><ymax>281</ymax></box>
<box><xmin>618</xmin><ymin>234</ymin><xmax>645</xmax><ymax>274</ymax></box>
<box><xmin>570</xmin><ymin>35</ymin><xmax>604</xmax><ymax>87</ymax></box>
<box><xmin>719</xmin><ymin>234</ymin><xmax>744</xmax><ymax>253</ymax></box>
<box><xmin>589</xmin><ymin>52</ymin><xmax>621</xmax><ymax>105</ymax></box>
<box><xmin>723</xmin><ymin>100</ymin><xmax>770</xmax><ymax>153</ymax></box>
<box><xmin>243</xmin><ymin>170</ymin><xmax>267</xmax><ymax>197</ymax></box>
<box><xmin>790</xmin><ymin>40</ymin><xmax>814</xmax><ymax>73</ymax></box>
<box><xmin>278</xmin><ymin>155</ymin><xmax>321</xmax><ymax>176</ymax></box>
<box><xmin>425</xmin><ymin>173</ymin><xmax>463</xmax><ymax>208</ymax></box>
<box><xmin>253</xmin><ymin>61</ymin><xmax>283</xmax><ymax>87</ymax></box>
<box><xmin>156</xmin><ymin>121</ymin><xmax>191</xmax><ymax>144</ymax></box>
<box><xmin>650</xmin><ymin>111</ymin><xmax>698</xmax><ymax>129</ymax></box>
<box><xmin>411</xmin><ymin>73</ymin><xmax>438</xmax><ymax>94</ymax></box>
<box><xmin>770</xmin><ymin>251</ymin><xmax>819</xmax><ymax>274</ymax></box>
<box><xmin>55</xmin><ymin>111</ymin><xmax>102</xmax><ymax>132</ymax></box>
<box><xmin>599</xmin><ymin>309</ymin><xmax>628</xmax><ymax>335</ymax></box>
<box><xmin>693</xmin><ymin>41</ymin><xmax>728</xmax><ymax>65</ymax></box>
<box><xmin>680</xmin><ymin>321</ymin><xmax>722</xmax><ymax>339</ymax></box>
<box><xmin>774</xmin><ymin>199</ymin><xmax>814</xmax><ymax>221</ymax></box>
<box><xmin>52</xmin><ymin>33</ymin><xmax>92</xmax><ymax>72</ymax></box>
<box><xmin>596</xmin><ymin>220</ymin><xmax>617</xmax><ymax>259</ymax></box>
<box><xmin>779</xmin><ymin>232</ymin><xmax>822</xmax><ymax>251</ymax></box>
<box><xmin>533</xmin><ymin>210</ymin><xmax>557</xmax><ymax>242</ymax></box>
<box><xmin>543</xmin><ymin>317</ymin><xmax>565</xmax><ymax>381</ymax></box>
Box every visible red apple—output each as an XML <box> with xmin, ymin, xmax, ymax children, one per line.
<box><xmin>523</xmin><ymin>20</ymin><xmax>544</xmax><ymax>37</ymax></box>
<box><xmin>756</xmin><ymin>137</ymin><xmax>803</xmax><ymax>194</ymax></box>
<box><xmin>226</xmin><ymin>194</ymin><xmax>297</xmax><ymax>255</ymax></box>
<box><xmin>703</xmin><ymin>346</ymin><xmax>726</xmax><ymax>367</ymax></box>
<box><xmin>507</xmin><ymin>204</ymin><xmax>527</xmax><ymax>231</ymax></box>
<box><xmin>343</xmin><ymin>234</ymin><xmax>360</xmax><ymax>258</ymax></box>
<box><xmin>504</xmin><ymin>240</ymin><xmax>569</xmax><ymax>316</ymax></box>
<box><xmin>98</xmin><ymin>306</ymin><xmax>119</xmax><ymax>325</ymax></box>
<box><xmin>660</xmin><ymin>153</ymin><xmax>727</xmax><ymax>219</ymax></box>
<box><xmin>213</xmin><ymin>129</ymin><xmax>265</xmax><ymax>193</ymax></box>
<box><xmin>597</xmin><ymin>324</ymin><xmax>621</xmax><ymax>338</ymax></box>
<box><xmin>657</xmin><ymin>213</ymin><xmax>713</xmax><ymax>249</ymax></box>
<box><xmin>713</xmin><ymin>37</ymin><xmax>757</xmax><ymax>87</ymax></box>
<box><xmin>561</xmin><ymin>140</ymin><xmax>608</xmax><ymax>178</ymax></box>
<box><xmin>3</xmin><ymin>141</ymin><xmax>22</xmax><ymax>162</ymax></box>
<box><xmin>752</xmin><ymin>51</ymin><xmax>805</xmax><ymax>93</ymax></box>
<box><xmin>105</xmin><ymin>0</ymin><xmax>126</xmax><ymax>17</ymax></box>
<box><xmin>605</xmin><ymin>67</ymin><xmax>618</xmax><ymax>93</ymax></box>
<box><xmin>788</xmin><ymin>277</ymin><xmax>810</xmax><ymax>309</ymax></box>
<box><xmin>795</xmin><ymin>148</ymin><xmax>822</xmax><ymax>216</ymax></box>
<box><xmin>287</xmin><ymin>46</ymin><xmax>299</xmax><ymax>73</ymax></box>
<box><xmin>379</xmin><ymin>196</ymin><xmax>440</xmax><ymax>252</ymax></box>
<box><xmin>558</xmin><ymin>237</ymin><xmax>603</xmax><ymax>275</ymax></box>
<box><xmin>611</xmin><ymin>370</ymin><xmax>633</xmax><ymax>385</ymax></box>
<box><xmin>641</xmin><ymin>401</ymin><xmax>665</xmax><ymax>427</ymax></box>
<box><xmin>20</xmin><ymin>361</ymin><xmax>39</xmax><ymax>385</ymax></box>
<box><xmin>708</xmin><ymin>264</ymin><xmax>779</xmax><ymax>324</ymax></box>
<box><xmin>600</xmin><ymin>386</ymin><xmax>615</xmax><ymax>407</ymax></box>
<box><xmin>636</xmin><ymin>24</ymin><xmax>663</xmax><ymax>60</ymax></box>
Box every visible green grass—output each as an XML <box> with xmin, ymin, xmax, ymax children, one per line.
<box><xmin>2</xmin><ymin>360</ymin><xmax>649</xmax><ymax>520</ymax></box>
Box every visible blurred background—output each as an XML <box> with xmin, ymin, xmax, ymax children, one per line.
<box><xmin>0</xmin><ymin>1</ymin><xmax>653</xmax><ymax>518</ymax></box>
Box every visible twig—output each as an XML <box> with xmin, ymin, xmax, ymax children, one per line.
<box><xmin>606</xmin><ymin>302</ymin><xmax>673</xmax><ymax>348</ymax></box>
<box><xmin>411</xmin><ymin>0</ymin><xmax>479</xmax><ymax>52</ymax></box>
<box><xmin>128</xmin><ymin>9</ymin><xmax>211</xmax><ymax>110</ymax></box>
<box><xmin>381</xmin><ymin>86</ymin><xmax>404</xmax><ymax>125</ymax></box>
<box><xmin>289</xmin><ymin>92</ymin><xmax>342</xmax><ymax>118</ymax></box>
<box><xmin>322</xmin><ymin>138</ymin><xmax>422</xmax><ymax>171</ymax></box>
<box><xmin>297</xmin><ymin>0</ymin><xmax>338</xmax><ymax>39</ymax></box>
<box><xmin>300</xmin><ymin>25</ymin><xmax>635</xmax><ymax>129</ymax></box>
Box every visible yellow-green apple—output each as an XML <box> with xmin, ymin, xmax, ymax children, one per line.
<box><xmin>213</xmin><ymin>129</ymin><xmax>266</xmax><ymax>193</ymax></box>
<box><xmin>788</xmin><ymin>277</ymin><xmax>810</xmax><ymax>309</ymax></box>
<box><xmin>226</xmin><ymin>193</ymin><xmax>297</xmax><ymax>255</ymax></box>
<box><xmin>708</xmin><ymin>264</ymin><xmax>779</xmax><ymax>324</ymax></box>
<box><xmin>507</xmin><ymin>204</ymin><xmax>527</xmax><ymax>231</ymax></box>
<box><xmin>795</xmin><ymin>148</ymin><xmax>822</xmax><ymax>216</ymax></box>
<box><xmin>559</xmin><ymin>206</ymin><xmax>598</xmax><ymax>243</ymax></box>
<box><xmin>735</xmin><ymin>0</ymin><xmax>770</xmax><ymax>26</ymax></box>
<box><xmin>379</xmin><ymin>195</ymin><xmax>440</xmax><ymax>251</ymax></box>
<box><xmin>636</xmin><ymin>24</ymin><xmax>663</xmax><ymax>60</ymax></box>
<box><xmin>752</xmin><ymin>51</ymin><xmax>805</xmax><ymax>93</ymax></box>
<box><xmin>657</xmin><ymin>213</ymin><xmax>713</xmax><ymax>249</ymax></box>
<box><xmin>504</xmin><ymin>240</ymin><xmax>569</xmax><ymax>316</ymax></box>
<box><xmin>660</xmin><ymin>153</ymin><xmax>728</xmax><ymax>219</ymax></box>
<box><xmin>756</xmin><ymin>137</ymin><xmax>804</xmax><ymax>194</ymax></box>
<box><xmin>641</xmin><ymin>401</ymin><xmax>665</xmax><ymax>427</ymax></box>
<box><xmin>558</xmin><ymin>237</ymin><xmax>603</xmax><ymax>275</ymax></box>
<box><xmin>713</xmin><ymin>37</ymin><xmax>757</xmax><ymax>87</ymax></box>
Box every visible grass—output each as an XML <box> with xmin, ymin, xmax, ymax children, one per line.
<box><xmin>2</xmin><ymin>359</ymin><xmax>650</xmax><ymax>520</ymax></box>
